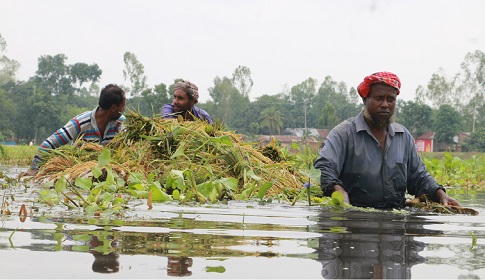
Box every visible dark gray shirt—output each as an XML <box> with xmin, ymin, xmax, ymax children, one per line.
<box><xmin>314</xmin><ymin>111</ymin><xmax>442</xmax><ymax>209</ymax></box>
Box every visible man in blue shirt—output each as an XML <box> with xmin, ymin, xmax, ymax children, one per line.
<box><xmin>314</xmin><ymin>72</ymin><xmax>460</xmax><ymax>209</ymax></box>
<box><xmin>161</xmin><ymin>80</ymin><xmax>213</xmax><ymax>124</ymax></box>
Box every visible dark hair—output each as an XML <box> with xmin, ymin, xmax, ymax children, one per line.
<box><xmin>98</xmin><ymin>84</ymin><xmax>125</xmax><ymax>109</ymax></box>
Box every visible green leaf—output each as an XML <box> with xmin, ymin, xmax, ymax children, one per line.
<box><xmin>71</xmin><ymin>245</ymin><xmax>90</xmax><ymax>252</ymax></box>
<box><xmin>100</xmin><ymin>193</ymin><xmax>114</xmax><ymax>203</ymax></box>
<box><xmin>105</xmin><ymin>166</ymin><xmax>115</xmax><ymax>186</ymax></box>
<box><xmin>147</xmin><ymin>173</ymin><xmax>155</xmax><ymax>183</ymax></box>
<box><xmin>172</xmin><ymin>189</ymin><xmax>181</xmax><ymax>200</ymax></box>
<box><xmin>291</xmin><ymin>142</ymin><xmax>300</xmax><ymax>151</ymax></box>
<box><xmin>170</xmin><ymin>141</ymin><xmax>186</xmax><ymax>159</ymax></box>
<box><xmin>149</xmin><ymin>184</ymin><xmax>173</xmax><ymax>202</ymax></box>
<box><xmin>54</xmin><ymin>177</ymin><xmax>67</xmax><ymax>193</ymax></box>
<box><xmin>331</xmin><ymin>191</ymin><xmax>344</xmax><ymax>205</ymax></box>
<box><xmin>308</xmin><ymin>167</ymin><xmax>321</xmax><ymax>184</ymax></box>
<box><xmin>246</xmin><ymin>169</ymin><xmax>262</xmax><ymax>181</ymax></box>
<box><xmin>128</xmin><ymin>189</ymin><xmax>148</xmax><ymax>199</ymax></box>
<box><xmin>40</xmin><ymin>189</ymin><xmax>59</xmax><ymax>200</ymax></box>
<box><xmin>112</xmin><ymin>197</ymin><xmax>126</xmax><ymax>206</ymax></box>
<box><xmin>73</xmin><ymin>234</ymin><xmax>91</xmax><ymax>241</ymax></box>
<box><xmin>216</xmin><ymin>177</ymin><xmax>238</xmax><ymax>191</ymax></box>
<box><xmin>206</xmin><ymin>266</ymin><xmax>226</xmax><ymax>273</ymax></box>
<box><xmin>85</xmin><ymin>204</ymin><xmax>100</xmax><ymax>213</ymax></box>
<box><xmin>129</xmin><ymin>172</ymin><xmax>144</xmax><ymax>184</ymax></box>
<box><xmin>210</xmin><ymin>135</ymin><xmax>234</xmax><ymax>146</ymax></box>
<box><xmin>129</xmin><ymin>183</ymin><xmax>145</xmax><ymax>191</ymax></box>
<box><xmin>97</xmin><ymin>148</ymin><xmax>111</xmax><ymax>167</ymax></box>
<box><xmin>167</xmin><ymin>170</ymin><xmax>186</xmax><ymax>190</ymax></box>
<box><xmin>92</xmin><ymin>166</ymin><xmax>102</xmax><ymax>179</ymax></box>
<box><xmin>75</xmin><ymin>177</ymin><xmax>92</xmax><ymax>191</ymax></box>
<box><xmin>258</xmin><ymin>181</ymin><xmax>274</xmax><ymax>200</ymax></box>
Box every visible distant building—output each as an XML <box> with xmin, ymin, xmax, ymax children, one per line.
<box><xmin>415</xmin><ymin>131</ymin><xmax>435</xmax><ymax>152</ymax></box>
<box><xmin>258</xmin><ymin>128</ymin><xmax>330</xmax><ymax>151</ymax></box>
<box><xmin>415</xmin><ymin>131</ymin><xmax>471</xmax><ymax>152</ymax></box>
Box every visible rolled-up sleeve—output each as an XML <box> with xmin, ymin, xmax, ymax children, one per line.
<box><xmin>314</xmin><ymin>126</ymin><xmax>347</xmax><ymax>196</ymax></box>
<box><xmin>406</xmin><ymin>137</ymin><xmax>442</xmax><ymax>201</ymax></box>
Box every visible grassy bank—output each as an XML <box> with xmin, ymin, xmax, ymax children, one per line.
<box><xmin>0</xmin><ymin>145</ymin><xmax>37</xmax><ymax>166</ymax></box>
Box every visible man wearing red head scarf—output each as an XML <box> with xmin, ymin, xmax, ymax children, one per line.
<box><xmin>314</xmin><ymin>72</ymin><xmax>460</xmax><ymax>209</ymax></box>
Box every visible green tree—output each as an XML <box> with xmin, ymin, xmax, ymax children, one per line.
<box><xmin>433</xmin><ymin>104</ymin><xmax>462</xmax><ymax>145</ymax></box>
<box><xmin>318</xmin><ymin>103</ymin><xmax>339</xmax><ymax>129</ymax></box>
<box><xmin>424</xmin><ymin>69</ymin><xmax>458</xmax><ymax>108</ymax></box>
<box><xmin>70</xmin><ymin>62</ymin><xmax>102</xmax><ymax>92</ymax></box>
<box><xmin>465</xmin><ymin>127</ymin><xmax>485</xmax><ymax>152</ymax></box>
<box><xmin>34</xmin><ymin>54</ymin><xmax>74</xmax><ymax>95</ymax></box>
<box><xmin>208</xmin><ymin>76</ymin><xmax>249</xmax><ymax>124</ymax></box>
<box><xmin>312</xmin><ymin>76</ymin><xmax>360</xmax><ymax>128</ymax></box>
<box><xmin>123</xmin><ymin>51</ymin><xmax>147</xmax><ymax>97</ymax></box>
<box><xmin>232</xmin><ymin>65</ymin><xmax>253</xmax><ymax>98</ymax></box>
<box><xmin>0</xmin><ymin>33</ymin><xmax>20</xmax><ymax>85</ymax></box>
<box><xmin>285</xmin><ymin>78</ymin><xmax>317</xmax><ymax>129</ymax></box>
<box><xmin>260</xmin><ymin>107</ymin><xmax>283</xmax><ymax>136</ymax></box>
<box><xmin>397</xmin><ymin>100</ymin><xmax>433</xmax><ymax>138</ymax></box>
<box><xmin>459</xmin><ymin>50</ymin><xmax>485</xmax><ymax>132</ymax></box>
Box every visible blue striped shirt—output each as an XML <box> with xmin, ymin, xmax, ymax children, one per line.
<box><xmin>31</xmin><ymin>106</ymin><xmax>125</xmax><ymax>170</ymax></box>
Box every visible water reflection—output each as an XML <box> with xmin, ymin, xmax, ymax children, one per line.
<box><xmin>315</xmin><ymin>210</ymin><xmax>442</xmax><ymax>279</ymax></box>
<box><xmin>89</xmin><ymin>233</ymin><xmax>120</xmax><ymax>273</ymax></box>
<box><xmin>167</xmin><ymin>256</ymin><xmax>193</xmax><ymax>276</ymax></box>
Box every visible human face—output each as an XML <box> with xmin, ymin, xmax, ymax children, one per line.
<box><xmin>111</xmin><ymin>97</ymin><xmax>126</xmax><ymax>120</ymax></box>
<box><xmin>173</xmin><ymin>89</ymin><xmax>194</xmax><ymax>112</ymax></box>
<box><xmin>363</xmin><ymin>83</ymin><xmax>397</xmax><ymax>128</ymax></box>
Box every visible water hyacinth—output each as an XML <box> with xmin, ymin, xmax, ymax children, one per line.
<box><xmin>30</xmin><ymin>111</ymin><xmax>320</xmax><ymax>212</ymax></box>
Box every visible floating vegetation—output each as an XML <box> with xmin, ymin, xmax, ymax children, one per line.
<box><xmin>30</xmin><ymin>111</ymin><xmax>323</xmax><ymax>213</ymax></box>
<box><xmin>405</xmin><ymin>194</ymin><xmax>479</xmax><ymax>215</ymax></box>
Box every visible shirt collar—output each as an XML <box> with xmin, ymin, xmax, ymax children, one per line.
<box><xmin>355</xmin><ymin>110</ymin><xmax>404</xmax><ymax>136</ymax></box>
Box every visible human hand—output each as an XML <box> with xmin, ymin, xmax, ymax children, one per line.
<box><xmin>333</xmin><ymin>184</ymin><xmax>350</xmax><ymax>204</ymax></box>
<box><xmin>435</xmin><ymin>189</ymin><xmax>461</xmax><ymax>207</ymax></box>
<box><xmin>18</xmin><ymin>169</ymin><xmax>37</xmax><ymax>178</ymax></box>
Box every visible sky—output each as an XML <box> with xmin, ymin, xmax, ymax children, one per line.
<box><xmin>2</xmin><ymin>0</ymin><xmax>485</xmax><ymax>103</ymax></box>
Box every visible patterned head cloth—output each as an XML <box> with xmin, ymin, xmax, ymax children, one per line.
<box><xmin>357</xmin><ymin>72</ymin><xmax>401</xmax><ymax>98</ymax></box>
<box><xmin>174</xmin><ymin>80</ymin><xmax>199</xmax><ymax>101</ymax></box>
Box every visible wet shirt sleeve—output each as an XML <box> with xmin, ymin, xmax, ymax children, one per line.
<box><xmin>404</xmin><ymin>135</ymin><xmax>442</xmax><ymax>201</ymax></box>
<box><xmin>314</xmin><ymin>121</ymin><xmax>349</xmax><ymax>197</ymax></box>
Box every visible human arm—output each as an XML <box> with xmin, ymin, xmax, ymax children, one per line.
<box><xmin>405</xmin><ymin>133</ymin><xmax>460</xmax><ymax>206</ymax></box>
<box><xmin>313</xmin><ymin>124</ymin><xmax>348</xmax><ymax>197</ymax></box>
<box><xmin>29</xmin><ymin>117</ymin><xmax>83</xmax><ymax>171</ymax></box>
<box><xmin>161</xmin><ymin>104</ymin><xmax>177</xmax><ymax>118</ymax></box>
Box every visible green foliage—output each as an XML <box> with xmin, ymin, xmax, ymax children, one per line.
<box><xmin>318</xmin><ymin>103</ymin><xmax>339</xmax><ymax>129</ymax></box>
<box><xmin>423</xmin><ymin>152</ymin><xmax>485</xmax><ymax>188</ymax></box>
<box><xmin>123</xmin><ymin>51</ymin><xmax>147</xmax><ymax>97</ymax></box>
<box><xmin>260</xmin><ymin>107</ymin><xmax>283</xmax><ymax>135</ymax></box>
<box><xmin>397</xmin><ymin>100</ymin><xmax>433</xmax><ymax>138</ymax></box>
<box><xmin>433</xmin><ymin>104</ymin><xmax>462</xmax><ymax>144</ymax></box>
<box><xmin>465</xmin><ymin>127</ymin><xmax>485</xmax><ymax>152</ymax></box>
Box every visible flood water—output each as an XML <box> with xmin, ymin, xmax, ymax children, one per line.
<box><xmin>1</xmin><ymin>166</ymin><xmax>485</xmax><ymax>279</ymax></box>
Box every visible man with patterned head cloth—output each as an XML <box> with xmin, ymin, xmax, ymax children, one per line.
<box><xmin>314</xmin><ymin>71</ymin><xmax>460</xmax><ymax>209</ymax></box>
<box><xmin>161</xmin><ymin>80</ymin><xmax>213</xmax><ymax>123</ymax></box>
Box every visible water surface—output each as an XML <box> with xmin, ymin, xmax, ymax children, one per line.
<box><xmin>1</xmin><ymin>166</ymin><xmax>484</xmax><ymax>278</ymax></box>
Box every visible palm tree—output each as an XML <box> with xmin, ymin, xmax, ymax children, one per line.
<box><xmin>260</xmin><ymin>107</ymin><xmax>283</xmax><ymax>136</ymax></box>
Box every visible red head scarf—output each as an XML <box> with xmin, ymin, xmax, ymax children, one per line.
<box><xmin>357</xmin><ymin>72</ymin><xmax>401</xmax><ymax>98</ymax></box>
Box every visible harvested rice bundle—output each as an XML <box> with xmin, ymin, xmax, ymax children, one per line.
<box><xmin>34</xmin><ymin>111</ymin><xmax>308</xmax><ymax>201</ymax></box>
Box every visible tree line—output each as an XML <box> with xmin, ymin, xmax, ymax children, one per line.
<box><xmin>1</xmin><ymin>33</ymin><xmax>485</xmax><ymax>151</ymax></box>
